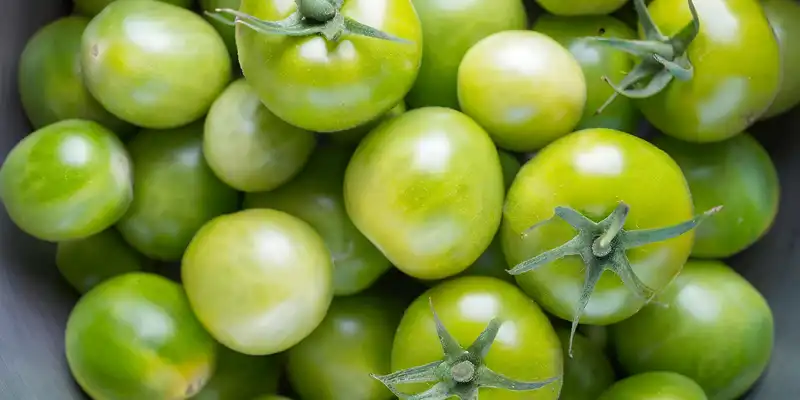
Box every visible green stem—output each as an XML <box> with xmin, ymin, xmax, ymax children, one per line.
<box><xmin>296</xmin><ymin>0</ymin><xmax>337</xmax><ymax>22</ymax></box>
<box><xmin>451</xmin><ymin>361</ymin><xmax>476</xmax><ymax>383</ymax></box>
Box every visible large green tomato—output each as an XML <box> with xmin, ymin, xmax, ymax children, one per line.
<box><xmin>405</xmin><ymin>0</ymin><xmax>527</xmax><ymax>109</ymax></box>
<box><xmin>74</xmin><ymin>0</ymin><xmax>192</xmax><ymax>16</ymax></box>
<box><xmin>116</xmin><ymin>122</ymin><xmax>239</xmax><ymax>261</ymax></box>
<box><xmin>244</xmin><ymin>145</ymin><xmax>390</xmax><ymax>296</ymax></box>
<box><xmin>182</xmin><ymin>209</ymin><xmax>334</xmax><ymax>356</ymax></box>
<box><xmin>502</xmin><ymin>128</ymin><xmax>695</xmax><ymax>327</ymax></box>
<box><xmin>65</xmin><ymin>273</ymin><xmax>217</xmax><ymax>399</ymax></box>
<box><xmin>598</xmin><ymin>372</ymin><xmax>707</xmax><ymax>400</ymax></box>
<box><xmin>192</xmin><ymin>347</ymin><xmax>281</xmax><ymax>400</ymax></box>
<box><xmin>536</xmin><ymin>0</ymin><xmax>629</xmax><ymax>15</ymax></box>
<box><xmin>612</xmin><ymin>260</ymin><xmax>774</xmax><ymax>400</ymax></box>
<box><xmin>81</xmin><ymin>0</ymin><xmax>230</xmax><ymax>129</ymax></box>
<box><xmin>204</xmin><ymin>79</ymin><xmax>316</xmax><ymax>192</ymax></box>
<box><xmin>458</xmin><ymin>31</ymin><xmax>586</xmax><ymax>152</ymax></box>
<box><xmin>344</xmin><ymin>107</ymin><xmax>504</xmax><ymax>280</ymax></box>
<box><xmin>533</xmin><ymin>15</ymin><xmax>640</xmax><ymax>134</ymax></box>
<box><xmin>0</xmin><ymin>119</ymin><xmax>132</xmax><ymax>242</ymax></box>
<box><xmin>760</xmin><ymin>0</ymin><xmax>800</xmax><ymax>119</ymax></box>
<box><xmin>286</xmin><ymin>294</ymin><xmax>403</xmax><ymax>400</ymax></box>
<box><xmin>383</xmin><ymin>276</ymin><xmax>563</xmax><ymax>399</ymax></box>
<box><xmin>653</xmin><ymin>133</ymin><xmax>779</xmax><ymax>258</ymax></box>
<box><xmin>556</xmin><ymin>329</ymin><xmax>615</xmax><ymax>400</ymax></box>
<box><xmin>200</xmin><ymin>0</ymin><xmax>241</xmax><ymax>58</ymax></box>
<box><xmin>18</xmin><ymin>16</ymin><xmax>133</xmax><ymax>135</ymax></box>
<box><xmin>56</xmin><ymin>228</ymin><xmax>146</xmax><ymax>294</ymax></box>
<box><xmin>235</xmin><ymin>0</ymin><xmax>422</xmax><ymax>132</ymax></box>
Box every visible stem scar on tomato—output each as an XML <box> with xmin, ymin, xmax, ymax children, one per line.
<box><xmin>585</xmin><ymin>0</ymin><xmax>701</xmax><ymax>113</ymax></box>
<box><xmin>507</xmin><ymin>202</ymin><xmax>721</xmax><ymax>357</ymax></box>
<box><xmin>371</xmin><ymin>298</ymin><xmax>559</xmax><ymax>400</ymax></box>
<box><xmin>206</xmin><ymin>0</ymin><xmax>411</xmax><ymax>43</ymax></box>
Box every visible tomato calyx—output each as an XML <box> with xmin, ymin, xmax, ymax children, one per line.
<box><xmin>587</xmin><ymin>0</ymin><xmax>701</xmax><ymax>114</ymax></box>
<box><xmin>507</xmin><ymin>202</ymin><xmax>721</xmax><ymax>357</ymax></box>
<box><xmin>206</xmin><ymin>0</ymin><xmax>410</xmax><ymax>43</ymax></box>
<box><xmin>371</xmin><ymin>299</ymin><xmax>559</xmax><ymax>400</ymax></box>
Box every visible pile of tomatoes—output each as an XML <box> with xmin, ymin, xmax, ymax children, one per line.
<box><xmin>1</xmin><ymin>0</ymin><xmax>797</xmax><ymax>398</ymax></box>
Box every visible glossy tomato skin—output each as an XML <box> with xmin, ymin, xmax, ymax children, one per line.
<box><xmin>200</xmin><ymin>0</ymin><xmax>241</xmax><ymax>58</ymax></box>
<box><xmin>458</xmin><ymin>31</ymin><xmax>586</xmax><ymax>152</ymax></box>
<box><xmin>244</xmin><ymin>145</ymin><xmax>391</xmax><ymax>296</ymax></box>
<box><xmin>635</xmin><ymin>0</ymin><xmax>780</xmax><ymax>142</ymax></box>
<box><xmin>405</xmin><ymin>0</ymin><xmax>527</xmax><ymax>109</ymax></box>
<box><xmin>502</xmin><ymin>128</ymin><xmax>694</xmax><ymax>325</ymax></box>
<box><xmin>612</xmin><ymin>260</ymin><xmax>774</xmax><ymax>400</ymax></box>
<box><xmin>65</xmin><ymin>273</ymin><xmax>217</xmax><ymax>399</ymax></box>
<box><xmin>18</xmin><ymin>16</ymin><xmax>133</xmax><ymax>135</ymax></box>
<box><xmin>182</xmin><ymin>209</ymin><xmax>334</xmax><ymax>356</ymax></box>
<box><xmin>56</xmin><ymin>228</ymin><xmax>146</xmax><ymax>293</ymax></box>
<box><xmin>74</xmin><ymin>0</ymin><xmax>192</xmax><ymax>16</ymax></box>
<box><xmin>533</xmin><ymin>15</ymin><xmax>640</xmax><ymax>134</ymax></box>
<box><xmin>598</xmin><ymin>372</ymin><xmax>707</xmax><ymax>400</ymax></box>
<box><xmin>0</xmin><ymin>119</ymin><xmax>133</xmax><ymax>242</ymax></box>
<box><xmin>81</xmin><ymin>0</ymin><xmax>230</xmax><ymax>129</ymax></box>
<box><xmin>536</xmin><ymin>0</ymin><xmax>629</xmax><ymax>16</ymax></box>
<box><xmin>344</xmin><ymin>107</ymin><xmax>504</xmax><ymax>280</ymax></box>
<box><xmin>116</xmin><ymin>122</ymin><xmax>239</xmax><ymax>261</ymax></box>
<box><xmin>330</xmin><ymin>102</ymin><xmax>407</xmax><ymax>145</ymax></box>
<box><xmin>392</xmin><ymin>276</ymin><xmax>563</xmax><ymax>399</ymax></box>
<box><xmin>192</xmin><ymin>346</ymin><xmax>281</xmax><ymax>400</ymax></box>
<box><xmin>286</xmin><ymin>294</ymin><xmax>403</xmax><ymax>400</ymax></box>
<box><xmin>653</xmin><ymin>133</ymin><xmax>779</xmax><ymax>258</ymax></box>
<box><xmin>556</xmin><ymin>329</ymin><xmax>615</xmax><ymax>400</ymax></box>
<box><xmin>760</xmin><ymin>0</ymin><xmax>800</xmax><ymax>119</ymax></box>
<box><xmin>204</xmin><ymin>79</ymin><xmax>316</xmax><ymax>192</ymax></box>
<box><xmin>236</xmin><ymin>0</ymin><xmax>422</xmax><ymax>132</ymax></box>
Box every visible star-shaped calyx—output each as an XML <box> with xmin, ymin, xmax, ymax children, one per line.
<box><xmin>371</xmin><ymin>299</ymin><xmax>559</xmax><ymax>400</ymax></box>
<box><xmin>587</xmin><ymin>0</ymin><xmax>701</xmax><ymax>114</ymax></box>
<box><xmin>205</xmin><ymin>0</ymin><xmax>410</xmax><ymax>43</ymax></box>
<box><xmin>507</xmin><ymin>202</ymin><xmax>721</xmax><ymax>356</ymax></box>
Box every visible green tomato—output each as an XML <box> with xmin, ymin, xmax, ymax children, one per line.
<box><xmin>18</xmin><ymin>16</ymin><xmax>133</xmax><ymax>136</ymax></box>
<box><xmin>760</xmin><ymin>0</ymin><xmax>800</xmax><ymax>119</ymax></box>
<box><xmin>533</xmin><ymin>15</ymin><xmax>640</xmax><ymax>134</ymax></box>
<box><xmin>598</xmin><ymin>372</ymin><xmax>707</xmax><ymax>400</ymax></box>
<box><xmin>244</xmin><ymin>145</ymin><xmax>390</xmax><ymax>296</ymax></box>
<box><xmin>73</xmin><ymin>0</ymin><xmax>192</xmax><ymax>16</ymax></box>
<box><xmin>65</xmin><ymin>272</ymin><xmax>217</xmax><ymax>399</ymax></box>
<box><xmin>653</xmin><ymin>133</ymin><xmax>779</xmax><ymax>258</ymax></box>
<box><xmin>204</xmin><ymin>79</ymin><xmax>316</xmax><ymax>192</ymax></box>
<box><xmin>116</xmin><ymin>122</ymin><xmax>239</xmax><ymax>261</ymax></box>
<box><xmin>192</xmin><ymin>346</ymin><xmax>281</xmax><ymax>400</ymax></box>
<box><xmin>286</xmin><ymin>294</ymin><xmax>403</xmax><ymax>400</ymax></box>
<box><xmin>555</xmin><ymin>329</ymin><xmax>615</xmax><ymax>400</ymax></box>
<box><xmin>81</xmin><ymin>0</ymin><xmax>230</xmax><ymax>129</ymax></box>
<box><xmin>630</xmin><ymin>0</ymin><xmax>781</xmax><ymax>142</ymax></box>
<box><xmin>536</xmin><ymin>0</ymin><xmax>629</xmax><ymax>16</ymax></box>
<box><xmin>405</xmin><ymin>0</ymin><xmax>527</xmax><ymax>109</ymax></box>
<box><xmin>387</xmin><ymin>276</ymin><xmax>563</xmax><ymax>399</ymax></box>
<box><xmin>502</xmin><ymin>128</ymin><xmax>694</xmax><ymax>326</ymax></box>
<box><xmin>182</xmin><ymin>209</ymin><xmax>334</xmax><ymax>355</ymax></box>
<box><xmin>0</xmin><ymin>119</ymin><xmax>132</xmax><ymax>242</ymax></box>
<box><xmin>458</xmin><ymin>31</ymin><xmax>586</xmax><ymax>152</ymax></box>
<box><xmin>235</xmin><ymin>0</ymin><xmax>422</xmax><ymax>132</ymax></box>
<box><xmin>200</xmin><ymin>0</ymin><xmax>241</xmax><ymax>58</ymax></box>
<box><xmin>329</xmin><ymin>102</ymin><xmax>407</xmax><ymax>145</ymax></box>
<box><xmin>344</xmin><ymin>107</ymin><xmax>504</xmax><ymax>280</ymax></box>
<box><xmin>612</xmin><ymin>260</ymin><xmax>774</xmax><ymax>400</ymax></box>
<box><xmin>56</xmin><ymin>228</ymin><xmax>146</xmax><ymax>293</ymax></box>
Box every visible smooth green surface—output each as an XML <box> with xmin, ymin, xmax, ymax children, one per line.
<box><xmin>182</xmin><ymin>209</ymin><xmax>334</xmax><ymax>356</ymax></box>
<box><xmin>458</xmin><ymin>31</ymin><xmax>586</xmax><ymax>152</ymax></box>
<box><xmin>286</xmin><ymin>294</ymin><xmax>402</xmax><ymax>400</ymax></box>
<box><xmin>0</xmin><ymin>119</ymin><xmax>133</xmax><ymax>242</ymax></box>
<box><xmin>74</xmin><ymin>0</ymin><xmax>193</xmax><ymax>16</ymax></box>
<box><xmin>598</xmin><ymin>372</ymin><xmax>707</xmax><ymax>400</ymax></box>
<box><xmin>65</xmin><ymin>273</ymin><xmax>217</xmax><ymax>399</ymax></box>
<box><xmin>533</xmin><ymin>15</ymin><xmax>640</xmax><ymax>134</ymax></box>
<box><xmin>654</xmin><ymin>133</ymin><xmax>779</xmax><ymax>258</ymax></box>
<box><xmin>204</xmin><ymin>79</ymin><xmax>316</xmax><ymax>192</ymax></box>
<box><xmin>192</xmin><ymin>347</ymin><xmax>281</xmax><ymax>400</ymax></box>
<box><xmin>81</xmin><ymin>0</ymin><xmax>230</xmax><ymax>129</ymax></box>
<box><xmin>329</xmin><ymin>102</ymin><xmax>407</xmax><ymax>145</ymax></box>
<box><xmin>56</xmin><ymin>228</ymin><xmax>146</xmax><ymax>293</ymax></box>
<box><xmin>502</xmin><ymin>128</ymin><xmax>694</xmax><ymax>325</ymax></box>
<box><xmin>244</xmin><ymin>145</ymin><xmax>390</xmax><ymax>296</ymax></box>
<box><xmin>405</xmin><ymin>0</ymin><xmax>527</xmax><ymax>109</ymax></box>
<box><xmin>344</xmin><ymin>107</ymin><xmax>505</xmax><ymax>280</ymax></box>
<box><xmin>556</xmin><ymin>329</ymin><xmax>615</xmax><ymax>400</ymax></box>
<box><xmin>116</xmin><ymin>122</ymin><xmax>239</xmax><ymax>261</ymax></box>
<box><xmin>612</xmin><ymin>260</ymin><xmax>774</xmax><ymax>400</ymax></box>
<box><xmin>760</xmin><ymin>0</ymin><xmax>800</xmax><ymax>119</ymax></box>
<box><xmin>236</xmin><ymin>0</ymin><xmax>422</xmax><ymax>132</ymax></box>
<box><xmin>536</xmin><ymin>0</ymin><xmax>629</xmax><ymax>15</ymax></box>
